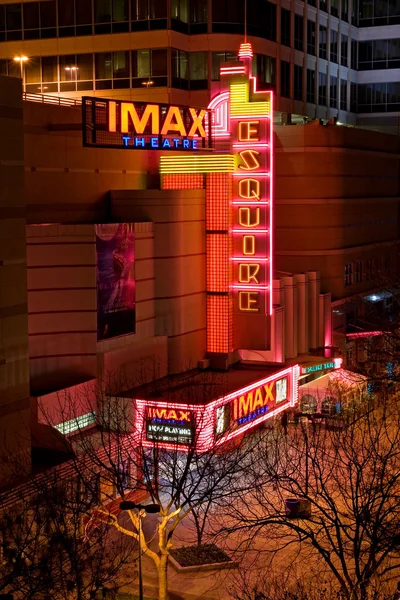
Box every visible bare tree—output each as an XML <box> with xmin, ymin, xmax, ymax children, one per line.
<box><xmin>40</xmin><ymin>369</ymin><xmax>260</xmax><ymax>600</ymax></box>
<box><xmin>219</xmin><ymin>395</ymin><xmax>400</xmax><ymax>600</ymax></box>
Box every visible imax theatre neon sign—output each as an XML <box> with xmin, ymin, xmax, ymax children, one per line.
<box><xmin>83</xmin><ymin>97</ymin><xmax>212</xmax><ymax>151</ymax></box>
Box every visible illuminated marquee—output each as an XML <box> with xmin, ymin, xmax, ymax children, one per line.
<box><xmin>229</xmin><ymin>76</ymin><xmax>273</xmax><ymax>349</ymax></box>
<box><xmin>82</xmin><ymin>97</ymin><xmax>212</xmax><ymax>151</ymax></box>
<box><xmin>145</xmin><ymin>406</ymin><xmax>194</xmax><ymax>445</ymax></box>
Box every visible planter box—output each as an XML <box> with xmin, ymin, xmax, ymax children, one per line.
<box><xmin>169</xmin><ymin>544</ymin><xmax>239</xmax><ymax>573</ymax></box>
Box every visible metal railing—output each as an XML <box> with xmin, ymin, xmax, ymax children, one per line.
<box><xmin>23</xmin><ymin>92</ymin><xmax>82</xmax><ymax>107</ymax></box>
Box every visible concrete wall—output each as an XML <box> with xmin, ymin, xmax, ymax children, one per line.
<box><xmin>26</xmin><ymin>221</ymin><xmax>166</xmax><ymax>394</ymax></box>
<box><xmin>274</xmin><ymin>122</ymin><xmax>400</xmax><ymax>300</ymax></box>
<box><xmin>0</xmin><ymin>75</ymin><xmax>31</xmax><ymax>480</ymax></box>
<box><xmin>111</xmin><ymin>189</ymin><xmax>206</xmax><ymax>374</ymax></box>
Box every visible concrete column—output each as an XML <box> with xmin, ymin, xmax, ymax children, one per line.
<box><xmin>282</xmin><ymin>276</ymin><xmax>296</xmax><ymax>359</ymax></box>
<box><xmin>307</xmin><ymin>271</ymin><xmax>320</xmax><ymax>350</ymax></box>
<box><xmin>294</xmin><ymin>273</ymin><xmax>308</xmax><ymax>354</ymax></box>
<box><xmin>319</xmin><ymin>292</ymin><xmax>332</xmax><ymax>348</ymax></box>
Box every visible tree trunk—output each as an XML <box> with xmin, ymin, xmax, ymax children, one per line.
<box><xmin>158</xmin><ymin>554</ymin><xmax>169</xmax><ymax>600</ymax></box>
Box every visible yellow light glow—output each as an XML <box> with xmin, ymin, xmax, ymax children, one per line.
<box><xmin>160</xmin><ymin>155</ymin><xmax>235</xmax><ymax>174</ymax></box>
<box><xmin>14</xmin><ymin>56</ymin><xmax>28</xmax><ymax>63</ymax></box>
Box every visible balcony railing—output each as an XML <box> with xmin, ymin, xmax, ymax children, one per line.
<box><xmin>23</xmin><ymin>92</ymin><xmax>82</xmax><ymax>107</ymax></box>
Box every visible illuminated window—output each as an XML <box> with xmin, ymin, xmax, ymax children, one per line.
<box><xmin>132</xmin><ymin>48</ymin><xmax>168</xmax><ymax>87</ymax></box>
<box><xmin>211</xmin><ymin>51</ymin><xmax>237</xmax><ymax>81</ymax></box>
<box><xmin>171</xmin><ymin>48</ymin><xmax>189</xmax><ymax>89</ymax></box>
<box><xmin>55</xmin><ymin>412</ymin><xmax>96</xmax><ymax>436</ymax></box>
<box><xmin>189</xmin><ymin>52</ymin><xmax>208</xmax><ymax>89</ymax></box>
<box><xmin>171</xmin><ymin>0</ymin><xmax>188</xmax><ymax>32</ymax></box>
<box><xmin>344</xmin><ymin>262</ymin><xmax>353</xmax><ymax>287</ymax></box>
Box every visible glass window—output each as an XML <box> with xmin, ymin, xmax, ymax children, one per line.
<box><xmin>113</xmin><ymin>50</ymin><xmax>129</xmax><ymax>78</ymax></box>
<box><xmin>252</xmin><ymin>54</ymin><xmax>275</xmax><ymax>89</ymax></box>
<box><xmin>331</xmin><ymin>0</ymin><xmax>339</xmax><ymax>16</ymax></box>
<box><xmin>211</xmin><ymin>51</ymin><xmax>237</xmax><ymax>80</ymax></box>
<box><xmin>319</xmin><ymin>24</ymin><xmax>327</xmax><ymax>59</ymax></box>
<box><xmin>373</xmin><ymin>39</ymin><xmax>387</xmax><ymax>67</ymax></box>
<box><xmin>58</xmin><ymin>0</ymin><xmax>74</xmax><ymax>27</ymax></box>
<box><xmin>6</xmin><ymin>4</ymin><xmax>22</xmax><ymax>31</ymax></box>
<box><xmin>40</xmin><ymin>1</ymin><xmax>56</xmax><ymax>29</ymax></box>
<box><xmin>23</xmin><ymin>2</ymin><xmax>39</xmax><ymax>30</ymax></box>
<box><xmin>330</xmin><ymin>74</ymin><xmax>337</xmax><ymax>107</ymax></box>
<box><xmin>25</xmin><ymin>57</ymin><xmax>41</xmax><ymax>84</ymax></box>
<box><xmin>340</xmin><ymin>78</ymin><xmax>347</xmax><ymax>110</ymax></box>
<box><xmin>95</xmin><ymin>0</ymin><xmax>112</xmax><ymax>22</ymax></box>
<box><xmin>280</xmin><ymin>60</ymin><xmax>290</xmax><ymax>98</ymax></box>
<box><xmin>307</xmin><ymin>68</ymin><xmax>315</xmax><ymax>103</ymax></box>
<box><xmin>320</xmin><ymin>0</ymin><xmax>327</xmax><ymax>11</ymax></box>
<box><xmin>341</xmin><ymin>0</ymin><xmax>348</xmax><ymax>19</ymax></box>
<box><xmin>171</xmin><ymin>0</ymin><xmax>188</xmax><ymax>22</ymax></box>
<box><xmin>132</xmin><ymin>49</ymin><xmax>150</xmax><ymax>78</ymax></box>
<box><xmin>350</xmin><ymin>82</ymin><xmax>357</xmax><ymax>112</ymax></box>
<box><xmin>330</xmin><ymin>30</ymin><xmax>338</xmax><ymax>63</ymax></box>
<box><xmin>171</xmin><ymin>48</ymin><xmax>188</xmax><ymax>88</ymax></box>
<box><xmin>76</xmin><ymin>0</ymin><xmax>92</xmax><ymax>25</ymax></box>
<box><xmin>112</xmin><ymin>0</ymin><xmax>129</xmax><ymax>21</ymax></box>
<box><xmin>152</xmin><ymin>49</ymin><xmax>167</xmax><ymax>77</ymax></box>
<box><xmin>351</xmin><ymin>39</ymin><xmax>357</xmax><ymax>69</ymax></box>
<box><xmin>294</xmin><ymin>64</ymin><xmax>303</xmax><ymax>101</ymax></box>
<box><xmin>318</xmin><ymin>71</ymin><xmax>327</xmax><ymax>105</ymax></box>
<box><xmin>294</xmin><ymin>14</ymin><xmax>303</xmax><ymax>51</ymax></box>
<box><xmin>281</xmin><ymin>7</ymin><xmax>291</xmax><ymax>46</ymax></box>
<box><xmin>189</xmin><ymin>51</ymin><xmax>207</xmax><ymax>89</ymax></box>
<box><xmin>344</xmin><ymin>263</ymin><xmax>353</xmax><ymax>287</ymax></box>
<box><xmin>0</xmin><ymin>60</ymin><xmax>7</xmax><ymax>75</ymax></box>
<box><xmin>190</xmin><ymin>0</ymin><xmax>207</xmax><ymax>23</ymax></box>
<box><xmin>60</xmin><ymin>54</ymin><xmax>77</xmax><ymax>83</ymax></box>
<box><xmin>388</xmin><ymin>38</ymin><xmax>400</xmax><ymax>67</ymax></box>
<box><xmin>150</xmin><ymin>0</ymin><xmax>167</xmax><ymax>18</ymax></box>
<box><xmin>263</xmin><ymin>1</ymin><xmax>276</xmax><ymax>41</ymax></box>
<box><xmin>351</xmin><ymin>0</ymin><xmax>357</xmax><ymax>24</ymax></box>
<box><xmin>307</xmin><ymin>20</ymin><xmax>315</xmax><ymax>55</ymax></box>
<box><xmin>308</xmin><ymin>0</ymin><xmax>316</xmax><ymax>7</ymax></box>
<box><xmin>131</xmin><ymin>0</ymin><xmax>148</xmax><ymax>20</ymax></box>
<box><xmin>77</xmin><ymin>53</ymin><xmax>93</xmax><ymax>81</ymax></box>
<box><xmin>95</xmin><ymin>52</ymin><xmax>112</xmax><ymax>80</ymax></box>
<box><xmin>41</xmin><ymin>56</ymin><xmax>58</xmax><ymax>82</ymax></box>
<box><xmin>341</xmin><ymin>35</ymin><xmax>348</xmax><ymax>66</ymax></box>
<box><xmin>355</xmin><ymin>261</ymin><xmax>363</xmax><ymax>283</ymax></box>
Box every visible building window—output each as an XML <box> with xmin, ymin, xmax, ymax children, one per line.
<box><xmin>307</xmin><ymin>68</ymin><xmax>315</xmax><ymax>103</ymax></box>
<box><xmin>355</xmin><ymin>261</ymin><xmax>363</xmax><ymax>283</ymax></box>
<box><xmin>253</xmin><ymin>54</ymin><xmax>276</xmax><ymax>89</ymax></box>
<box><xmin>171</xmin><ymin>48</ymin><xmax>188</xmax><ymax>89</ymax></box>
<box><xmin>280</xmin><ymin>60</ymin><xmax>291</xmax><ymax>98</ymax></box>
<box><xmin>294</xmin><ymin>14</ymin><xmax>304</xmax><ymax>51</ymax></box>
<box><xmin>281</xmin><ymin>7</ymin><xmax>291</xmax><ymax>46</ymax></box>
<box><xmin>189</xmin><ymin>51</ymin><xmax>208</xmax><ymax>89</ymax></box>
<box><xmin>350</xmin><ymin>82</ymin><xmax>357</xmax><ymax>112</ymax></box>
<box><xmin>308</xmin><ymin>0</ymin><xmax>316</xmax><ymax>7</ymax></box>
<box><xmin>341</xmin><ymin>0</ymin><xmax>348</xmax><ymax>20</ymax></box>
<box><xmin>319</xmin><ymin>25</ymin><xmax>327</xmax><ymax>60</ymax></box>
<box><xmin>318</xmin><ymin>72</ymin><xmax>327</xmax><ymax>105</ymax></box>
<box><xmin>131</xmin><ymin>0</ymin><xmax>167</xmax><ymax>29</ymax></box>
<box><xmin>351</xmin><ymin>39</ymin><xmax>357</xmax><ymax>69</ymax></box>
<box><xmin>351</xmin><ymin>0</ymin><xmax>357</xmax><ymax>24</ymax></box>
<box><xmin>359</xmin><ymin>0</ymin><xmax>400</xmax><ymax>26</ymax></box>
<box><xmin>132</xmin><ymin>48</ymin><xmax>168</xmax><ymax>87</ymax></box>
<box><xmin>189</xmin><ymin>0</ymin><xmax>207</xmax><ymax>33</ymax></box>
<box><xmin>171</xmin><ymin>0</ymin><xmax>188</xmax><ymax>33</ymax></box>
<box><xmin>330</xmin><ymin>30</ymin><xmax>338</xmax><ymax>63</ymax></box>
<box><xmin>294</xmin><ymin>64</ymin><xmax>303</xmax><ymax>101</ymax></box>
<box><xmin>320</xmin><ymin>0</ymin><xmax>327</xmax><ymax>11</ymax></box>
<box><xmin>211</xmin><ymin>51</ymin><xmax>237</xmax><ymax>80</ymax></box>
<box><xmin>341</xmin><ymin>35</ymin><xmax>348</xmax><ymax>66</ymax></box>
<box><xmin>55</xmin><ymin>412</ymin><xmax>96</xmax><ymax>436</ymax></box>
<box><xmin>307</xmin><ymin>20</ymin><xmax>316</xmax><ymax>55</ymax></box>
<box><xmin>346</xmin><ymin>346</ymin><xmax>353</xmax><ymax>365</ymax></box>
<box><xmin>330</xmin><ymin>75</ymin><xmax>337</xmax><ymax>108</ymax></box>
<box><xmin>331</xmin><ymin>0</ymin><xmax>339</xmax><ymax>17</ymax></box>
<box><xmin>344</xmin><ymin>263</ymin><xmax>353</xmax><ymax>287</ymax></box>
<box><xmin>340</xmin><ymin>78</ymin><xmax>347</xmax><ymax>110</ymax></box>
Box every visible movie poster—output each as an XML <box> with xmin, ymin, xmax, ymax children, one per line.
<box><xmin>96</xmin><ymin>223</ymin><xmax>135</xmax><ymax>341</ymax></box>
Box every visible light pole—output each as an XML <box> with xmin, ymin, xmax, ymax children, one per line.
<box><xmin>13</xmin><ymin>56</ymin><xmax>28</xmax><ymax>92</ymax></box>
<box><xmin>119</xmin><ymin>501</ymin><xmax>161</xmax><ymax>600</ymax></box>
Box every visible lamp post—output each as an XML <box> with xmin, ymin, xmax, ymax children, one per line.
<box><xmin>13</xmin><ymin>56</ymin><xmax>28</xmax><ymax>92</ymax></box>
<box><xmin>119</xmin><ymin>501</ymin><xmax>161</xmax><ymax>600</ymax></box>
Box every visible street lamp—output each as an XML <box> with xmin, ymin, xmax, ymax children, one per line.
<box><xmin>119</xmin><ymin>501</ymin><xmax>161</xmax><ymax>600</ymax></box>
<box><xmin>13</xmin><ymin>56</ymin><xmax>28</xmax><ymax>91</ymax></box>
